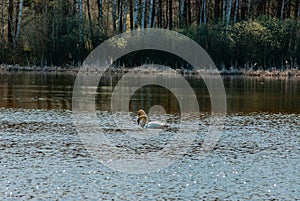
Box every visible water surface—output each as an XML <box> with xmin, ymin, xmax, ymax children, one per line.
<box><xmin>0</xmin><ymin>72</ymin><xmax>299</xmax><ymax>199</ymax></box>
<box><xmin>0</xmin><ymin>109</ymin><xmax>299</xmax><ymax>199</ymax></box>
<box><xmin>1</xmin><ymin>72</ymin><xmax>300</xmax><ymax>113</ymax></box>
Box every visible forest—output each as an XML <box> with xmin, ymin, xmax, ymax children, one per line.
<box><xmin>0</xmin><ymin>0</ymin><xmax>299</xmax><ymax>70</ymax></box>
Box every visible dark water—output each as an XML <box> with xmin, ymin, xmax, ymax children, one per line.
<box><xmin>0</xmin><ymin>72</ymin><xmax>300</xmax><ymax>113</ymax></box>
<box><xmin>0</xmin><ymin>72</ymin><xmax>300</xmax><ymax>199</ymax></box>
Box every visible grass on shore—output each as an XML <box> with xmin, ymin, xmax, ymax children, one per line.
<box><xmin>1</xmin><ymin>64</ymin><xmax>300</xmax><ymax>78</ymax></box>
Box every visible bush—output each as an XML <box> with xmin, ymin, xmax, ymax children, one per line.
<box><xmin>180</xmin><ymin>17</ymin><xmax>300</xmax><ymax>70</ymax></box>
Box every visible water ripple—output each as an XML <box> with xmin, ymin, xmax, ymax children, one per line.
<box><xmin>0</xmin><ymin>109</ymin><xmax>299</xmax><ymax>199</ymax></box>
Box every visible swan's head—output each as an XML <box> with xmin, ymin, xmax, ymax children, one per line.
<box><xmin>137</xmin><ymin>109</ymin><xmax>147</xmax><ymax>117</ymax></box>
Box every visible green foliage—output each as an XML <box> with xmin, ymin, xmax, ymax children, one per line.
<box><xmin>207</xmin><ymin>22</ymin><xmax>232</xmax><ymax>68</ymax></box>
<box><xmin>181</xmin><ymin>22</ymin><xmax>233</xmax><ymax>68</ymax></box>
<box><xmin>180</xmin><ymin>17</ymin><xmax>300</xmax><ymax>70</ymax></box>
<box><xmin>1</xmin><ymin>0</ymin><xmax>300</xmax><ymax>72</ymax></box>
<box><xmin>229</xmin><ymin>20</ymin><xmax>273</xmax><ymax>68</ymax></box>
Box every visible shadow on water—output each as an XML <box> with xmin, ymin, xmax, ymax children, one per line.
<box><xmin>0</xmin><ymin>72</ymin><xmax>300</xmax><ymax>113</ymax></box>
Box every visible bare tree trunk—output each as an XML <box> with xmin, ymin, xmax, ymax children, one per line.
<box><xmin>199</xmin><ymin>0</ymin><xmax>209</xmax><ymax>26</ymax></box>
<box><xmin>153</xmin><ymin>0</ymin><xmax>158</xmax><ymax>27</ymax></box>
<box><xmin>78</xmin><ymin>0</ymin><xmax>83</xmax><ymax>65</ymax></box>
<box><xmin>141</xmin><ymin>0</ymin><xmax>146</xmax><ymax>29</ymax></box>
<box><xmin>203</xmin><ymin>0</ymin><xmax>207</xmax><ymax>25</ymax></box>
<box><xmin>195</xmin><ymin>0</ymin><xmax>200</xmax><ymax>24</ymax></box>
<box><xmin>8</xmin><ymin>0</ymin><xmax>13</xmax><ymax>44</ymax></box>
<box><xmin>165</xmin><ymin>0</ymin><xmax>168</xmax><ymax>28</ymax></box>
<box><xmin>14</xmin><ymin>0</ymin><xmax>23</xmax><ymax>48</ymax></box>
<box><xmin>133</xmin><ymin>0</ymin><xmax>139</xmax><ymax>28</ymax></box>
<box><xmin>187</xmin><ymin>0</ymin><xmax>191</xmax><ymax>26</ymax></box>
<box><xmin>180</xmin><ymin>0</ymin><xmax>184</xmax><ymax>28</ymax></box>
<box><xmin>75</xmin><ymin>0</ymin><xmax>79</xmax><ymax>13</ymax></box>
<box><xmin>118</xmin><ymin>0</ymin><xmax>123</xmax><ymax>33</ymax></box>
<box><xmin>184</xmin><ymin>0</ymin><xmax>187</xmax><ymax>26</ymax></box>
<box><xmin>133</xmin><ymin>0</ymin><xmax>139</xmax><ymax>29</ymax></box>
<box><xmin>79</xmin><ymin>0</ymin><xmax>83</xmax><ymax>46</ymax></box>
<box><xmin>240</xmin><ymin>0</ymin><xmax>245</xmax><ymax>19</ymax></box>
<box><xmin>97</xmin><ymin>0</ymin><xmax>103</xmax><ymax>33</ymax></box>
<box><xmin>169</xmin><ymin>0</ymin><xmax>173</xmax><ymax>29</ymax></box>
<box><xmin>267</xmin><ymin>0</ymin><xmax>271</xmax><ymax>17</ymax></box>
<box><xmin>226</xmin><ymin>0</ymin><xmax>233</xmax><ymax>34</ymax></box>
<box><xmin>260</xmin><ymin>0</ymin><xmax>266</xmax><ymax>15</ymax></box>
<box><xmin>295</xmin><ymin>0</ymin><xmax>299</xmax><ymax>19</ymax></box>
<box><xmin>87</xmin><ymin>0</ymin><xmax>94</xmax><ymax>47</ymax></box>
<box><xmin>280</xmin><ymin>0</ymin><xmax>285</xmax><ymax>20</ymax></box>
<box><xmin>214</xmin><ymin>0</ymin><xmax>220</xmax><ymax>19</ymax></box>
<box><xmin>106</xmin><ymin>1</ymin><xmax>110</xmax><ymax>36</ymax></box>
<box><xmin>112</xmin><ymin>0</ymin><xmax>117</xmax><ymax>31</ymax></box>
<box><xmin>158</xmin><ymin>0</ymin><xmax>162</xmax><ymax>27</ymax></box>
<box><xmin>129</xmin><ymin>0</ymin><xmax>133</xmax><ymax>30</ymax></box>
<box><xmin>148</xmin><ymin>0</ymin><xmax>154</xmax><ymax>27</ymax></box>
<box><xmin>287</xmin><ymin>0</ymin><xmax>291</xmax><ymax>18</ymax></box>
<box><xmin>123</xmin><ymin>0</ymin><xmax>128</xmax><ymax>32</ymax></box>
<box><xmin>15</xmin><ymin>0</ymin><xmax>19</xmax><ymax>39</ymax></box>
<box><xmin>1</xmin><ymin>0</ymin><xmax>5</xmax><ymax>47</ymax></box>
<box><xmin>222</xmin><ymin>0</ymin><xmax>226</xmax><ymax>20</ymax></box>
<box><xmin>200</xmin><ymin>0</ymin><xmax>203</xmax><ymax>25</ymax></box>
<box><xmin>247</xmin><ymin>0</ymin><xmax>251</xmax><ymax>19</ymax></box>
<box><xmin>280</xmin><ymin>0</ymin><xmax>288</xmax><ymax>20</ymax></box>
<box><xmin>234</xmin><ymin>0</ymin><xmax>239</xmax><ymax>23</ymax></box>
<box><xmin>40</xmin><ymin>4</ymin><xmax>48</xmax><ymax>67</ymax></box>
<box><xmin>51</xmin><ymin>4</ymin><xmax>55</xmax><ymax>57</ymax></box>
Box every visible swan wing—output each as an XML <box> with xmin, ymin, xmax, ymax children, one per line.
<box><xmin>145</xmin><ymin>121</ymin><xmax>165</xmax><ymax>129</ymax></box>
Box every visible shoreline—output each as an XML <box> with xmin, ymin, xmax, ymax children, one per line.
<box><xmin>1</xmin><ymin>64</ymin><xmax>300</xmax><ymax>78</ymax></box>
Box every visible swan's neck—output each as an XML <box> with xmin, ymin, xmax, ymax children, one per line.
<box><xmin>138</xmin><ymin>115</ymin><xmax>148</xmax><ymax>127</ymax></box>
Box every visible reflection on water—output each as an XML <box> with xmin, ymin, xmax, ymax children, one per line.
<box><xmin>0</xmin><ymin>72</ymin><xmax>75</xmax><ymax>110</ymax></box>
<box><xmin>0</xmin><ymin>72</ymin><xmax>300</xmax><ymax>113</ymax></box>
<box><xmin>225</xmin><ymin>76</ymin><xmax>300</xmax><ymax>113</ymax></box>
<box><xmin>1</xmin><ymin>72</ymin><xmax>299</xmax><ymax>199</ymax></box>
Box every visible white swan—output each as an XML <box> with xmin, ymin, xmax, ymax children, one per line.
<box><xmin>137</xmin><ymin>109</ymin><xmax>165</xmax><ymax>129</ymax></box>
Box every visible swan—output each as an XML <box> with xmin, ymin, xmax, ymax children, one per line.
<box><xmin>137</xmin><ymin>109</ymin><xmax>165</xmax><ymax>129</ymax></box>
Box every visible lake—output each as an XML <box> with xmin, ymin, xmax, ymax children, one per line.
<box><xmin>0</xmin><ymin>72</ymin><xmax>299</xmax><ymax>199</ymax></box>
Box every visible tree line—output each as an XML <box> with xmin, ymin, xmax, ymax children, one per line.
<box><xmin>0</xmin><ymin>0</ymin><xmax>299</xmax><ymax>70</ymax></box>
